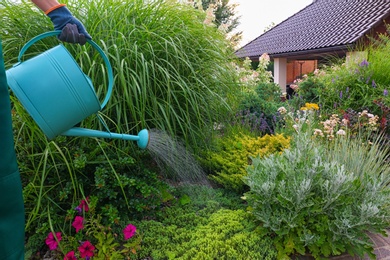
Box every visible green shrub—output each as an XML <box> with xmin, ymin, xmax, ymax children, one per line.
<box><xmin>367</xmin><ymin>24</ymin><xmax>390</xmax><ymax>87</ymax></box>
<box><xmin>136</xmin><ymin>208</ymin><xmax>277</xmax><ymax>260</ymax></box>
<box><xmin>318</xmin><ymin>61</ymin><xmax>388</xmax><ymax>115</ymax></box>
<box><xmin>235</xmin><ymin>82</ymin><xmax>285</xmax><ymax>135</ymax></box>
<box><xmin>21</xmin><ymin>138</ymin><xmax>172</xmax><ymax>257</ymax></box>
<box><xmin>200</xmin><ymin>133</ymin><xmax>290</xmax><ymax>192</ymax></box>
<box><xmin>243</xmin><ymin>113</ymin><xmax>390</xmax><ymax>259</ymax></box>
<box><xmin>240</xmin><ymin>82</ymin><xmax>284</xmax><ymax>116</ymax></box>
<box><xmin>171</xmin><ymin>185</ymin><xmax>246</xmax><ymax>211</ymax></box>
<box><xmin>289</xmin><ymin>60</ymin><xmax>389</xmax><ymax>139</ymax></box>
<box><xmin>291</xmin><ymin>50</ymin><xmax>389</xmax><ymax>119</ymax></box>
<box><xmin>291</xmin><ymin>74</ymin><xmax>323</xmax><ymax>106</ymax></box>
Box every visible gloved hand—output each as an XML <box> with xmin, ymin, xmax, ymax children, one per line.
<box><xmin>59</xmin><ymin>24</ymin><xmax>88</xmax><ymax>45</ymax></box>
<box><xmin>46</xmin><ymin>5</ymin><xmax>91</xmax><ymax>45</ymax></box>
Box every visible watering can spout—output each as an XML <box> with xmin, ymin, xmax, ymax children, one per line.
<box><xmin>62</xmin><ymin>128</ymin><xmax>150</xmax><ymax>149</ymax></box>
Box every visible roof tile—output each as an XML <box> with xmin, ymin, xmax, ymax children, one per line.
<box><xmin>235</xmin><ymin>0</ymin><xmax>390</xmax><ymax>59</ymax></box>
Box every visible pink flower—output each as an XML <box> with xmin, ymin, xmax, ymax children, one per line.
<box><xmin>290</xmin><ymin>84</ymin><xmax>299</xmax><ymax>91</ymax></box>
<box><xmin>64</xmin><ymin>251</ymin><xmax>77</xmax><ymax>260</ymax></box>
<box><xmin>79</xmin><ymin>241</ymin><xmax>95</xmax><ymax>258</ymax></box>
<box><xmin>123</xmin><ymin>224</ymin><xmax>137</xmax><ymax>240</ymax></box>
<box><xmin>72</xmin><ymin>216</ymin><xmax>84</xmax><ymax>233</ymax></box>
<box><xmin>45</xmin><ymin>232</ymin><xmax>62</xmax><ymax>250</ymax></box>
<box><xmin>77</xmin><ymin>197</ymin><xmax>89</xmax><ymax>213</ymax></box>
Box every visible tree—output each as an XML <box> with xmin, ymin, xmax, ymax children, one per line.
<box><xmin>187</xmin><ymin>0</ymin><xmax>242</xmax><ymax>47</ymax></box>
<box><xmin>201</xmin><ymin>0</ymin><xmax>239</xmax><ymax>33</ymax></box>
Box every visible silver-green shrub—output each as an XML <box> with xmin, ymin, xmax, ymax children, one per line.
<box><xmin>243</xmin><ymin>112</ymin><xmax>390</xmax><ymax>259</ymax></box>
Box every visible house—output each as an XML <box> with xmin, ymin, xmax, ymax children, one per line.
<box><xmin>235</xmin><ymin>0</ymin><xmax>390</xmax><ymax>96</ymax></box>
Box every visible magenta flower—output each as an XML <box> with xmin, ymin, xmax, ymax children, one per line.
<box><xmin>123</xmin><ymin>224</ymin><xmax>137</xmax><ymax>240</ymax></box>
<box><xmin>64</xmin><ymin>251</ymin><xmax>77</xmax><ymax>260</ymax></box>
<box><xmin>45</xmin><ymin>232</ymin><xmax>62</xmax><ymax>250</ymax></box>
<box><xmin>77</xmin><ymin>197</ymin><xmax>90</xmax><ymax>213</ymax></box>
<box><xmin>72</xmin><ymin>216</ymin><xmax>84</xmax><ymax>233</ymax></box>
<box><xmin>79</xmin><ymin>241</ymin><xmax>95</xmax><ymax>258</ymax></box>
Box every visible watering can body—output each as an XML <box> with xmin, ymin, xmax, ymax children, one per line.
<box><xmin>6</xmin><ymin>31</ymin><xmax>149</xmax><ymax>149</ymax></box>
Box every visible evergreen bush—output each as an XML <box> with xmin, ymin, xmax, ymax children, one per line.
<box><xmin>200</xmin><ymin>133</ymin><xmax>290</xmax><ymax>192</ymax></box>
<box><xmin>132</xmin><ymin>185</ymin><xmax>273</xmax><ymax>259</ymax></box>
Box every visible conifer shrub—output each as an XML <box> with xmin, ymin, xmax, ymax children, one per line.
<box><xmin>129</xmin><ymin>185</ymin><xmax>277</xmax><ymax>259</ymax></box>
<box><xmin>135</xmin><ymin>208</ymin><xmax>277</xmax><ymax>260</ymax></box>
<box><xmin>200</xmin><ymin>133</ymin><xmax>290</xmax><ymax>192</ymax></box>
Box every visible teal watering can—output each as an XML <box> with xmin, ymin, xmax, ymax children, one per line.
<box><xmin>6</xmin><ymin>31</ymin><xmax>149</xmax><ymax>149</ymax></box>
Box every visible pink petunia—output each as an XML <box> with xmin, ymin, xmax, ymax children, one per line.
<box><xmin>78</xmin><ymin>240</ymin><xmax>95</xmax><ymax>258</ymax></box>
<box><xmin>64</xmin><ymin>251</ymin><xmax>77</xmax><ymax>260</ymax></box>
<box><xmin>72</xmin><ymin>216</ymin><xmax>84</xmax><ymax>233</ymax></box>
<box><xmin>78</xmin><ymin>197</ymin><xmax>90</xmax><ymax>213</ymax></box>
<box><xmin>45</xmin><ymin>232</ymin><xmax>62</xmax><ymax>250</ymax></box>
<box><xmin>123</xmin><ymin>224</ymin><xmax>137</xmax><ymax>240</ymax></box>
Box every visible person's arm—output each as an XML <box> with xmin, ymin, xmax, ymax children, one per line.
<box><xmin>30</xmin><ymin>0</ymin><xmax>62</xmax><ymax>13</ymax></box>
<box><xmin>30</xmin><ymin>0</ymin><xmax>91</xmax><ymax>45</ymax></box>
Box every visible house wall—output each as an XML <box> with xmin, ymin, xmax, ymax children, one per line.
<box><xmin>363</xmin><ymin>16</ymin><xmax>390</xmax><ymax>42</ymax></box>
<box><xmin>286</xmin><ymin>60</ymin><xmax>317</xmax><ymax>84</ymax></box>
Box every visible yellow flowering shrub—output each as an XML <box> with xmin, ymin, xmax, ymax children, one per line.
<box><xmin>300</xmin><ymin>102</ymin><xmax>319</xmax><ymax>111</ymax></box>
<box><xmin>200</xmin><ymin>133</ymin><xmax>290</xmax><ymax>192</ymax></box>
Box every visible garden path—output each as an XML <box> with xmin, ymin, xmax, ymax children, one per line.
<box><xmin>330</xmin><ymin>228</ymin><xmax>390</xmax><ymax>260</ymax></box>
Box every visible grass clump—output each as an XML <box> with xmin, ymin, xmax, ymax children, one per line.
<box><xmin>1</xmin><ymin>0</ymin><xmax>240</xmax><ymax>150</ymax></box>
<box><xmin>77</xmin><ymin>0</ymin><xmax>239</xmax><ymax>149</ymax></box>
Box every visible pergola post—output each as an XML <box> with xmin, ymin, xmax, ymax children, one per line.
<box><xmin>273</xmin><ymin>57</ymin><xmax>287</xmax><ymax>94</ymax></box>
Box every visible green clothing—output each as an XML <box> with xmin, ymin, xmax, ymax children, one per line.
<box><xmin>0</xmin><ymin>39</ymin><xmax>25</xmax><ymax>259</ymax></box>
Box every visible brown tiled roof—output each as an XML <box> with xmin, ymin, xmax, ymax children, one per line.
<box><xmin>235</xmin><ymin>0</ymin><xmax>390</xmax><ymax>60</ymax></box>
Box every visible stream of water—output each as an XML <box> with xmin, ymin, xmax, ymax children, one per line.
<box><xmin>146</xmin><ymin>129</ymin><xmax>210</xmax><ymax>187</ymax></box>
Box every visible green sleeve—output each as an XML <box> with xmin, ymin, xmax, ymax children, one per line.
<box><xmin>0</xmin><ymin>39</ymin><xmax>25</xmax><ymax>260</ymax></box>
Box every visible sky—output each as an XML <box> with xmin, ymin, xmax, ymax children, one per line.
<box><xmin>230</xmin><ymin>0</ymin><xmax>313</xmax><ymax>47</ymax></box>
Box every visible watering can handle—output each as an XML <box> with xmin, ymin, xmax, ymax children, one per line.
<box><xmin>17</xmin><ymin>31</ymin><xmax>113</xmax><ymax>109</ymax></box>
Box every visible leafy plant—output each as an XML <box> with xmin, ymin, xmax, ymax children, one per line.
<box><xmin>292</xmin><ymin>74</ymin><xmax>323</xmax><ymax>105</ymax></box>
<box><xmin>366</xmin><ymin>24</ymin><xmax>390</xmax><ymax>87</ymax></box>
<box><xmin>134</xmin><ymin>185</ymin><xmax>277</xmax><ymax>260</ymax></box>
<box><xmin>41</xmin><ymin>196</ymin><xmax>141</xmax><ymax>260</ymax></box>
<box><xmin>235</xmin><ymin>81</ymin><xmax>285</xmax><ymax>135</ymax></box>
<box><xmin>234</xmin><ymin>54</ymin><xmax>284</xmax><ymax>136</ymax></box>
<box><xmin>200</xmin><ymin>133</ymin><xmax>290</xmax><ymax>192</ymax></box>
<box><xmin>243</xmin><ymin>112</ymin><xmax>390</xmax><ymax>259</ymax></box>
<box><xmin>293</xmin><ymin>58</ymin><xmax>390</xmax><ymax>120</ymax></box>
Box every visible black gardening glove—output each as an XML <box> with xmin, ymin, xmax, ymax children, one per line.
<box><xmin>47</xmin><ymin>5</ymin><xmax>91</xmax><ymax>45</ymax></box>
